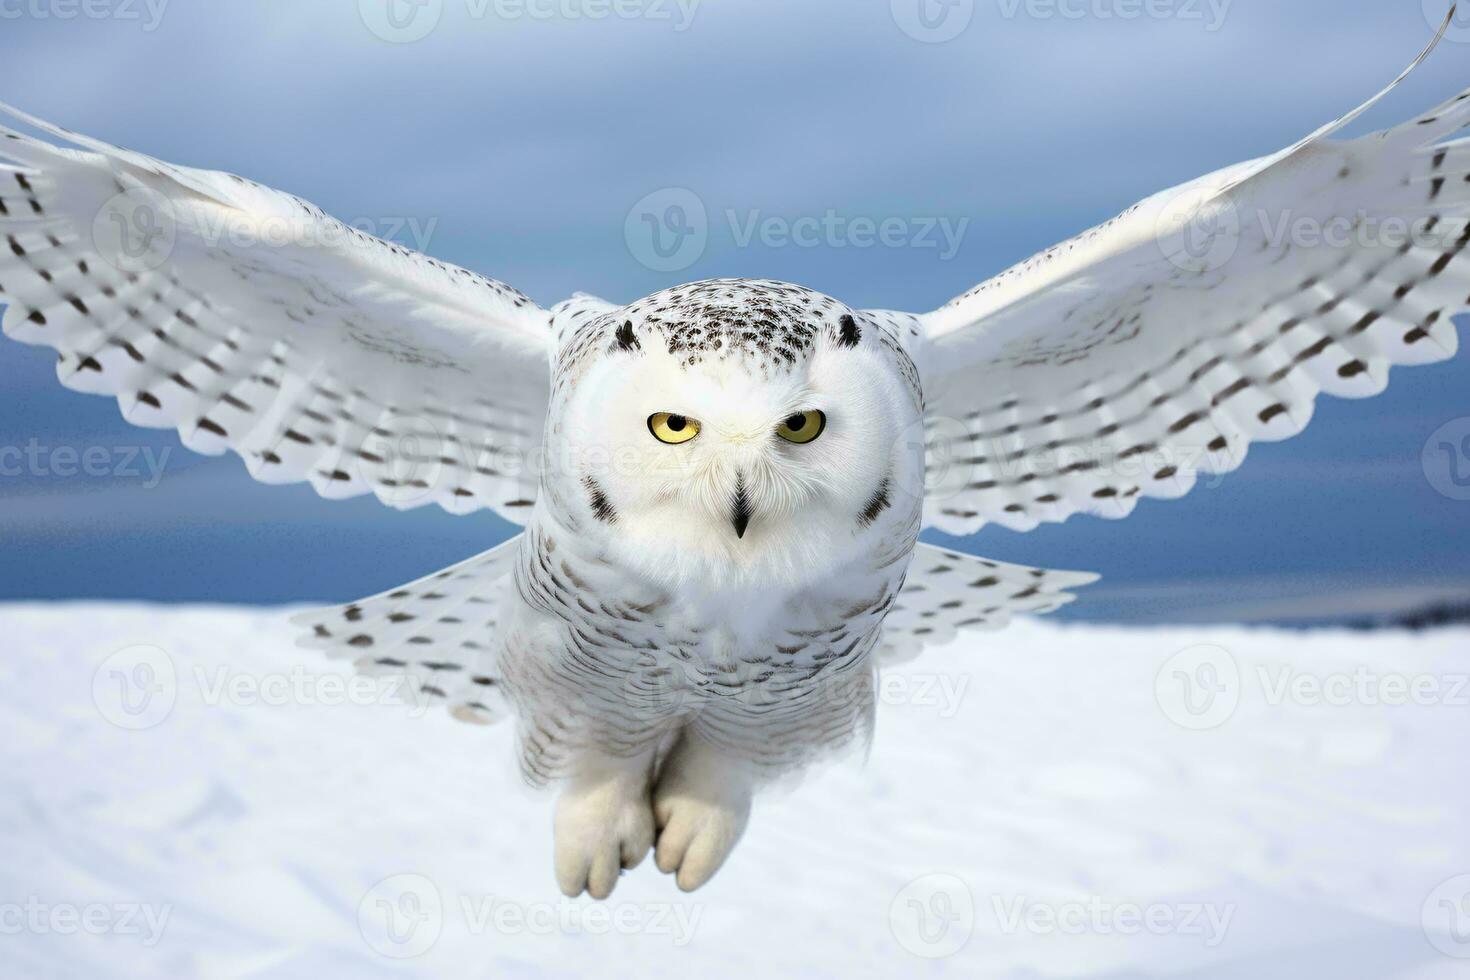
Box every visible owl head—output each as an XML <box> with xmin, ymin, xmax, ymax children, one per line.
<box><xmin>551</xmin><ymin>280</ymin><xmax>924</xmax><ymax>591</ymax></box>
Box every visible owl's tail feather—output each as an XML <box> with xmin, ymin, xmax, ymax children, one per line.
<box><xmin>292</xmin><ymin>535</ymin><xmax>522</xmax><ymax>725</ymax></box>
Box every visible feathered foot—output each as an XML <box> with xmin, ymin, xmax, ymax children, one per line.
<box><xmin>553</xmin><ymin>752</ymin><xmax>657</xmax><ymax>900</ymax></box>
<box><xmin>652</xmin><ymin>732</ymin><xmax>753</xmax><ymax>892</ymax></box>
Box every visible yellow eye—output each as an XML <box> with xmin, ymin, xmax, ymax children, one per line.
<box><xmin>777</xmin><ymin>410</ymin><xmax>826</xmax><ymax>444</ymax></box>
<box><xmin>648</xmin><ymin>412</ymin><xmax>701</xmax><ymax>445</ymax></box>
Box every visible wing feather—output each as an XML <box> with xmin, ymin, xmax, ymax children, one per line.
<box><xmin>0</xmin><ymin>104</ymin><xmax>553</xmax><ymax>522</ymax></box>
<box><xmin>293</xmin><ymin>536</ymin><xmax>522</xmax><ymax>726</ymax></box>
<box><xmin>881</xmin><ymin>543</ymin><xmax>1097</xmax><ymax>663</ymax></box>
<box><xmin>896</xmin><ymin>24</ymin><xmax>1470</xmax><ymax>535</ymax></box>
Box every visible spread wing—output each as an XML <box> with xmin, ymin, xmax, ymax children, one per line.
<box><xmin>0</xmin><ymin>103</ymin><xmax>553</xmax><ymax>522</ymax></box>
<box><xmin>880</xmin><ymin>544</ymin><xmax>1097</xmax><ymax>664</ymax></box>
<box><xmin>892</xmin><ymin>16</ymin><xmax>1468</xmax><ymax>536</ymax></box>
<box><xmin>292</xmin><ymin>536</ymin><xmax>523</xmax><ymax>727</ymax></box>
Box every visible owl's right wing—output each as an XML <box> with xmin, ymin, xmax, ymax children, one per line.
<box><xmin>0</xmin><ymin>103</ymin><xmax>553</xmax><ymax>523</ymax></box>
<box><xmin>890</xmin><ymin>18</ymin><xmax>1467</xmax><ymax>536</ymax></box>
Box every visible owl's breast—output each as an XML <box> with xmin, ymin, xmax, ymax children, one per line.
<box><xmin>510</xmin><ymin>506</ymin><xmax>911</xmax><ymax>693</ymax></box>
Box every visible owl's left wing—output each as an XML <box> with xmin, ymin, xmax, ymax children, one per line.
<box><xmin>0</xmin><ymin>103</ymin><xmax>552</xmax><ymax>522</ymax></box>
<box><xmin>892</xmin><ymin>20</ymin><xmax>1468</xmax><ymax>536</ymax></box>
<box><xmin>880</xmin><ymin>544</ymin><xmax>1097</xmax><ymax>664</ymax></box>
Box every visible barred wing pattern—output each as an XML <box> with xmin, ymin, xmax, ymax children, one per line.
<box><xmin>293</xmin><ymin>537</ymin><xmax>522</xmax><ymax>726</ymax></box>
<box><xmin>905</xmin><ymin>21</ymin><xmax>1468</xmax><ymax>536</ymax></box>
<box><xmin>880</xmin><ymin>544</ymin><xmax>1097</xmax><ymax>664</ymax></box>
<box><xmin>0</xmin><ymin>103</ymin><xmax>552</xmax><ymax>522</ymax></box>
<box><xmin>295</xmin><ymin>536</ymin><xmax>1098</xmax><ymax>725</ymax></box>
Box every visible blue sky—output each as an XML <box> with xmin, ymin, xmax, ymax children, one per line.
<box><xmin>1</xmin><ymin>0</ymin><xmax>1468</xmax><ymax>623</ymax></box>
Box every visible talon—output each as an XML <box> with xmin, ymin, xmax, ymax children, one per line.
<box><xmin>553</xmin><ymin>758</ymin><xmax>656</xmax><ymax>901</ymax></box>
<box><xmin>650</xmin><ymin>734</ymin><xmax>754</xmax><ymax>892</ymax></box>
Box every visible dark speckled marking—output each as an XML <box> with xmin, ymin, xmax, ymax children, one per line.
<box><xmin>606</xmin><ymin>279</ymin><xmax>851</xmax><ymax>372</ymax></box>
<box><xmin>859</xmin><ymin>478</ymin><xmax>892</xmax><ymax>528</ymax></box>
<box><xmin>584</xmin><ymin>476</ymin><xmax>617</xmax><ymax>524</ymax></box>
<box><xmin>615</xmin><ymin>320</ymin><xmax>640</xmax><ymax>352</ymax></box>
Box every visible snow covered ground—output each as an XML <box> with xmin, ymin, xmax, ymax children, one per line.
<box><xmin>2</xmin><ymin>605</ymin><xmax>1468</xmax><ymax>979</ymax></box>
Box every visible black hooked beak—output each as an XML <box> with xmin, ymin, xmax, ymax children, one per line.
<box><xmin>732</xmin><ymin>475</ymin><xmax>752</xmax><ymax>540</ymax></box>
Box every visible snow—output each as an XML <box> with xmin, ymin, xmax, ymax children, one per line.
<box><xmin>2</xmin><ymin>604</ymin><xmax>1468</xmax><ymax>978</ymax></box>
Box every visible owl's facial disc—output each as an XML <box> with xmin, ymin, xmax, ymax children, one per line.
<box><xmin>557</xmin><ymin>281</ymin><xmax>923</xmax><ymax>589</ymax></box>
<box><xmin>643</xmin><ymin>409</ymin><xmax>829</xmax><ymax>540</ymax></box>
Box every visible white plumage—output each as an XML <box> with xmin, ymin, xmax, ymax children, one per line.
<box><xmin>2</xmin><ymin>15</ymin><xmax>1467</xmax><ymax>897</ymax></box>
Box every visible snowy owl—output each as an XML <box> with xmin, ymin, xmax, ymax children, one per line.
<box><xmin>3</xmin><ymin>20</ymin><xmax>1469</xmax><ymax>897</ymax></box>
